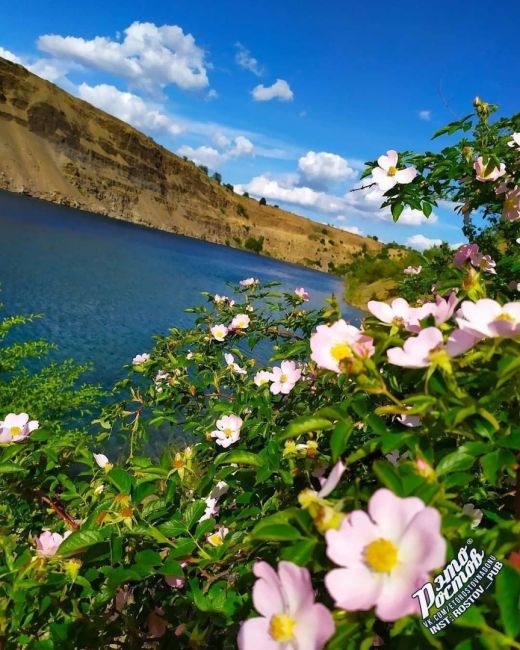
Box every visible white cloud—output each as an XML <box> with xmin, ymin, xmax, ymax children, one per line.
<box><xmin>406</xmin><ymin>234</ymin><xmax>443</xmax><ymax>251</ymax></box>
<box><xmin>341</xmin><ymin>225</ymin><xmax>363</xmax><ymax>236</ymax></box>
<box><xmin>419</xmin><ymin>110</ymin><xmax>431</xmax><ymax>121</ymax></box>
<box><xmin>212</xmin><ymin>133</ymin><xmax>230</xmax><ymax>148</ymax></box>
<box><xmin>205</xmin><ymin>89</ymin><xmax>218</xmax><ymax>101</ymax></box>
<box><xmin>178</xmin><ymin>135</ymin><xmax>255</xmax><ymax>169</ymax></box>
<box><xmin>251</xmin><ymin>79</ymin><xmax>293</xmax><ymax>102</ymax></box>
<box><xmin>77</xmin><ymin>83</ymin><xmax>183</xmax><ymax>137</ymax></box>
<box><xmin>0</xmin><ymin>47</ymin><xmax>23</xmax><ymax>64</ymax></box>
<box><xmin>38</xmin><ymin>21</ymin><xmax>209</xmax><ymax>95</ymax></box>
<box><xmin>234</xmin><ymin>43</ymin><xmax>263</xmax><ymax>76</ymax></box>
<box><xmin>298</xmin><ymin>151</ymin><xmax>357</xmax><ymax>188</ymax></box>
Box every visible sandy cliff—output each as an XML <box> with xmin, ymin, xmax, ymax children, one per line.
<box><xmin>0</xmin><ymin>58</ymin><xmax>381</xmax><ymax>270</ymax></box>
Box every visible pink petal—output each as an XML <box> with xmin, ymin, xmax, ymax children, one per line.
<box><xmin>318</xmin><ymin>461</ymin><xmax>346</xmax><ymax>497</ymax></box>
<box><xmin>372</xmin><ymin>168</ymin><xmax>397</xmax><ymax>191</ymax></box>
<box><xmin>368</xmin><ymin>489</ymin><xmax>425</xmax><ymax>542</ymax></box>
<box><xmin>398</xmin><ymin>507</ymin><xmax>447</xmax><ymax>571</ymax></box>
<box><xmin>325</xmin><ymin>566</ymin><xmax>382</xmax><ymax>611</ymax></box>
<box><xmin>446</xmin><ymin>329</ymin><xmax>480</xmax><ymax>356</ymax></box>
<box><xmin>252</xmin><ymin>562</ymin><xmax>284</xmax><ymax>617</ymax></box>
<box><xmin>373</xmin><ymin>569</ymin><xmax>423</xmax><ymax>621</ymax></box>
<box><xmin>237</xmin><ymin>617</ymin><xmax>279</xmax><ymax>650</ymax></box>
<box><xmin>395</xmin><ymin>167</ymin><xmax>417</xmax><ymax>184</ymax></box>
<box><xmin>277</xmin><ymin>561</ymin><xmax>314</xmax><ymax>613</ymax></box>
<box><xmin>294</xmin><ymin>603</ymin><xmax>335</xmax><ymax>650</ymax></box>
<box><xmin>368</xmin><ymin>300</ymin><xmax>394</xmax><ymax>323</ymax></box>
<box><xmin>325</xmin><ymin>511</ymin><xmax>379</xmax><ymax>567</ymax></box>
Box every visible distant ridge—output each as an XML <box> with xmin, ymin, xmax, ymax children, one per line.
<box><xmin>0</xmin><ymin>57</ymin><xmax>381</xmax><ymax>271</ymax></box>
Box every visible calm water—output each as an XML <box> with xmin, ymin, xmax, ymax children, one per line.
<box><xmin>0</xmin><ymin>191</ymin><xmax>359</xmax><ymax>385</ymax></box>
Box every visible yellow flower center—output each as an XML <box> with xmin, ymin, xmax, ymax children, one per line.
<box><xmin>223</xmin><ymin>428</ymin><xmax>234</xmax><ymax>437</ymax></box>
<box><xmin>330</xmin><ymin>342</ymin><xmax>353</xmax><ymax>361</ymax></box>
<box><xmin>392</xmin><ymin>317</ymin><xmax>405</xmax><ymax>328</ymax></box>
<box><xmin>504</xmin><ymin>197</ymin><xmax>515</xmax><ymax>210</ymax></box>
<box><xmin>269</xmin><ymin>613</ymin><xmax>296</xmax><ymax>642</ymax></box>
<box><xmin>207</xmin><ymin>532</ymin><xmax>223</xmax><ymax>546</ymax></box>
<box><xmin>9</xmin><ymin>426</ymin><xmax>22</xmax><ymax>436</ymax></box>
<box><xmin>364</xmin><ymin>538</ymin><xmax>399</xmax><ymax>573</ymax></box>
<box><xmin>280</xmin><ymin>373</ymin><xmax>289</xmax><ymax>383</ymax></box>
<box><xmin>387</xmin><ymin>166</ymin><xmax>397</xmax><ymax>176</ymax></box>
<box><xmin>495</xmin><ymin>312</ymin><xmax>514</xmax><ymax>322</ymax></box>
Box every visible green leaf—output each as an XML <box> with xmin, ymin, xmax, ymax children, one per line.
<box><xmin>481</xmin><ymin>449</ymin><xmax>516</xmax><ymax>485</ymax></box>
<box><xmin>214</xmin><ymin>450</ymin><xmax>264</xmax><ymax>467</ymax></box>
<box><xmin>281</xmin><ymin>415</ymin><xmax>333</xmax><ymax>440</ymax></box>
<box><xmin>250</xmin><ymin>522</ymin><xmax>301</xmax><ymax>542</ymax></box>
<box><xmin>372</xmin><ymin>460</ymin><xmax>403</xmax><ymax>494</ymax></box>
<box><xmin>58</xmin><ymin>529</ymin><xmax>108</xmax><ymax>556</ymax></box>
<box><xmin>107</xmin><ymin>468</ymin><xmax>133</xmax><ymax>494</ymax></box>
<box><xmin>391</xmin><ymin>202</ymin><xmax>404</xmax><ymax>222</ymax></box>
<box><xmin>436</xmin><ymin>452</ymin><xmax>474</xmax><ymax>476</ymax></box>
<box><xmin>496</xmin><ymin>564</ymin><xmax>520</xmax><ymax>638</ymax></box>
<box><xmin>280</xmin><ymin>538</ymin><xmax>317</xmax><ymax>565</ymax></box>
<box><xmin>330</xmin><ymin>420</ymin><xmax>355</xmax><ymax>462</ymax></box>
<box><xmin>0</xmin><ymin>463</ymin><xmax>26</xmax><ymax>474</ymax></box>
<box><xmin>422</xmin><ymin>202</ymin><xmax>433</xmax><ymax>218</ymax></box>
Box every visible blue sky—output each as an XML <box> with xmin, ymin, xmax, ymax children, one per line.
<box><xmin>1</xmin><ymin>0</ymin><xmax>518</xmax><ymax>248</ymax></box>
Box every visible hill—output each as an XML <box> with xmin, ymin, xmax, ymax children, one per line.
<box><xmin>0</xmin><ymin>58</ymin><xmax>381</xmax><ymax>272</ymax></box>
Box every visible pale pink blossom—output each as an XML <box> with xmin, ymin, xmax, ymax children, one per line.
<box><xmin>367</xmin><ymin>297</ymin><xmax>429</xmax><ymax>332</ymax></box>
<box><xmin>318</xmin><ymin>461</ymin><xmax>346</xmax><ymax>498</ymax></box>
<box><xmin>0</xmin><ymin>412</ymin><xmax>39</xmax><ymax>444</ymax></box>
<box><xmin>310</xmin><ymin>320</ymin><xmax>375</xmax><ymax>373</ymax></box>
<box><xmin>294</xmin><ymin>287</ymin><xmax>310</xmax><ymax>301</ymax></box>
<box><xmin>420</xmin><ymin>292</ymin><xmax>459</xmax><ymax>326</ymax></box>
<box><xmin>397</xmin><ymin>413</ymin><xmax>422</xmax><ymax>427</ymax></box>
<box><xmin>237</xmin><ymin>561</ymin><xmax>334</xmax><ymax>650</ymax></box>
<box><xmin>453</xmin><ymin>243</ymin><xmax>496</xmax><ymax>274</ymax></box>
<box><xmin>462</xmin><ymin>503</ymin><xmax>483</xmax><ymax>528</ymax></box>
<box><xmin>154</xmin><ymin>370</ymin><xmax>170</xmax><ymax>393</ymax></box>
<box><xmin>224</xmin><ymin>353</ymin><xmax>247</xmax><ymax>375</ymax></box>
<box><xmin>371</xmin><ymin>150</ymin><xmax>417</xmax><ymax>192</ymax></box>
<box><xmin>199</xmin><ymin>481</ymin><xmax>229</xmax><ymax>522</ymax></box>
<box><xmin>501</xmin><ymin>186</ymin><xmax>520</xmax><ymax>222</ymax></box>
<box><xmin>240</xmin><ymin>277</ymin><xmax>259</xmax><ymax>288</ymax></box>
<box><xmin>474</xmin><ymin>156</ymin><xmax>506</xmax><ymax>182</ymax></box>
<box><xmin>230</xmin><ymin>314</ymin><xmax>250</xmax><ymax>330</ymax></box>
<box><xmin>403</xmin><ymin>265</ymin><xmax>422</xmax><ymax>275</ymax></box>
<box><xmin>386</xmin><ymin>327</ymin><xmax>478</xmax><ymax>368</ymax></box>
<box><xmin>93</xmin><ymin>453</ymin><xmax>112</xmax><ymax>470</ymax></box>
<box><xmin>210</xmin><ymin>414</ymin><xmax>243</xmax><ymax>448</ymax></box>
<box><xmin>269</xmin><ymin>361</ymin><xmax>301</xmax><ymax>395</ymax></box>
<box><xmin>210</xmin><ymin>324</ymin><xmax>229</xmax><ymax>341</ymax></box>
<box><xmin>214</xmin><ymin>294</ymin><xmax>235</xmax><ymax>307</ymax></box>
<box><xmin>132</xmin><ymin>353</ymin><xmax>150</xmax><ymax>365</ymax></box>
<box><xmin>456</xmin><ymin>299</ymin><xmax>520</xmax><ymax>338</ymax></box>
<box><xmin>35</xmin><ymin>530</ymin><xmax>72</xmax><ymax>557</ymax></box>
<box><xmin>207</xmin><ymin>526</ymin><xmax>229</xmax><ymax>546</ymax></box>
<box><xmin>507</xmin><ymin>133</ymin><xmax>520</xmax><ymax>151</ymax></box>
<box><xmin>254</xmin><ymin>370</ymin><xmax>271</xmax><ymax>386</ymax></box>
<box><xmin>325</xmin><ymin>488</ymin><xmax>446</xmax><ymax>621</ymax></box>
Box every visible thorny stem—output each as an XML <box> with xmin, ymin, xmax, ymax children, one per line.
<box><xmin>27</xmin><ymin>489</ymin><xmax>79</xmax><ymax>530</ymax></box>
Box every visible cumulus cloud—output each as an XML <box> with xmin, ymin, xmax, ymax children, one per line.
<box><xmin>341</xmin><ymin>225</ymin><xmax>364</xmax><ymax>235</ymax></box>
<box><xmin>0</xmin><ymin>47</ymin><xmax>23</xmax><ymax>64</ymax></box>
<box><xmin>178</xmin><ymin>135</ymin><xmax>255</xmax><ymax>169</ymax></box>
<box><xmin>205</xmin><ymin>89</ymin><xmax>218</xmax><ymax>101</ymax></box>
<box><xmin>78</xmin><ymin>83</ymin><xmax>183</xmax><ymax>137</ymax></box>
<box><xmin>251</xmin><ymin>79</ymin><xmax>293</xmax><ymax>102</ymax></box>
<box><xmin>298</xmin><ymin>151</ymin><xmax>357</xmax><ymax>188</ymax></box>
<box><xmin>406</xmin><ymin>234</ymin><xmax>443</xmax><ymax>251</ymax></box>
<box><xmin>38</xmin><ymin>21</ymin><xmax>209</xmax><ymax>95</ymax></box>
<box><xmin>419</xmin><ymin>110</ymin><xmax>431</xmax><ymax>121</ymax></box>
<box><xmin>234</xmin><ymin>43</ymin><xmax>263</xmax><ymax>76</ymax></box>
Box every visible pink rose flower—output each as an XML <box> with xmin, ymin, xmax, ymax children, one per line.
<box><xmin>453</xmin><ymin>243</ymin><xmax>479</xmax><ymax>267</ymax></box>
<box><xmin>0</xmin><ymin>412</ymin><xmax>39</xmax><ymax>444</ymax></box>
<box><xmin>420</xmin><ymin>292</ymin><xmax>459</xmax><ymax>326</ymax></box>
<box><xmin>224</xmin><ymin>352</ymin><xmax>247</xmax><ymax>375</ymax></box>
<box><xmin>35</xmin><ymin>530</ymin><xmax>72</xmax><ymax>557</ymax></box>
<box><xmin>237</xmin><ymin>561</ymin><xmax>335</xmax><ymax>650</ymax></box>
<box><xmin>269</xmin><ymin>360</ymin><xmax>301</xmax><ymax>395</ymax></box>
<box><xmin>254</xmin><ymin>370</ymin><xmax>271</xmax><ymax>386</ymax></box>
<box><xmin>240</xmin><ymin>277</ymin><xmax>259</xmax><ymax>288</ymax></box>
<box><xmin>230</xmin><ymin>314</ymin><xmax>251</xmax><ymax>330</ymax></box>
<box><xmin>403</xmin><ymin>265</ymin><xmax>422</xmax><ymax>275</ymax></box>
<box><xmin>507</xmin><ymin>133</ymin><xmax>520</xmax><ymax>151</ymax></box>
<box><xmin>386</xmin><ymin>327</ymin><xmax>478</xmax><ymax>368</ymax></box>
<box><xmin>367</xmin><ymin>297</ymin><xmax>429</xmax><ymax>332</ymax></box>
<box><xmin>310</xmin><ymin>320</ymin><xmax>375</xmax><ymax>373</ymax></box>
<box><xmin>132</xmin><ymin>353</ymin><xmax>150</xmax><ymax>365</ymax></box>
<box><xmin>456</xmin><ymin>299</ymin><xmax>520</xmax><ymax>338</ymax></box>
<box><xmin>501</xmin><ymin>186</ymin><xmax>520</xmax><ymax>222</ymax></box>
<box><xmin>294</xmin><ymin>287</ymin><xmax>310</xmax><ymax>301</ymax></box>
<box><xmin>325</xmin><ymin>488</ymin><xmax>446</xmax><ymax>622</ymax></box>
<box><xmin>210</xmin><ymin>324</ymin><xmax>229</xmax><ymax>341</ymax></box>
<box><xmin>371</xmin><ymin>150</ymin><xmax>417</xmax><ymax>192</ymax></box>
<box><xmin>473</xmin><ymin>156</ymin><xmax>506</xmax><ymax>182</ymax></box>
<box><xmin>210</xmin><ymin>414</ymin><xmax>243</xmax><ymax>448</ymax></box>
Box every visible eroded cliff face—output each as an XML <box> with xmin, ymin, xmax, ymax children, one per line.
<box><xmin>0</xmin><ymin>58</ymin><xmax>381</xmax><ymax>270</ymax></box>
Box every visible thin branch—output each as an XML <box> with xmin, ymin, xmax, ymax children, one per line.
<box><xmin>27</xmin><ymin>489</ymin><xmax>79</xmax><ymax>530</ymax></box>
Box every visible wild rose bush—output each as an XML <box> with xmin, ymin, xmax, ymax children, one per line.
<box><xmin>0</xmin><ymin>104</ymin><xmax>519</xmax><ymax>649</ymax></box>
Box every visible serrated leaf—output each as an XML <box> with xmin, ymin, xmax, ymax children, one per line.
<box><xmin>58</xmin><ymin>529</ymin><xmax>108</xmax><ymax>556</ymax></box>
<box><xmin>107</xmin><ymin>468</ymin><xmax>133</xmax><ymax>494</ymax></box>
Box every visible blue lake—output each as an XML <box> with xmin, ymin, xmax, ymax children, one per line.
<box><xmin>0</xmin><ymin>190</ymin><xmax>359</xmax><ymax>385</ymax></box>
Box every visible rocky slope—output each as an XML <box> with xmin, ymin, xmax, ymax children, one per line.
<box><xmin>0</xmin><ymin>57</ymin><xmax>381</xmax><ymax>270</ymax></box>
